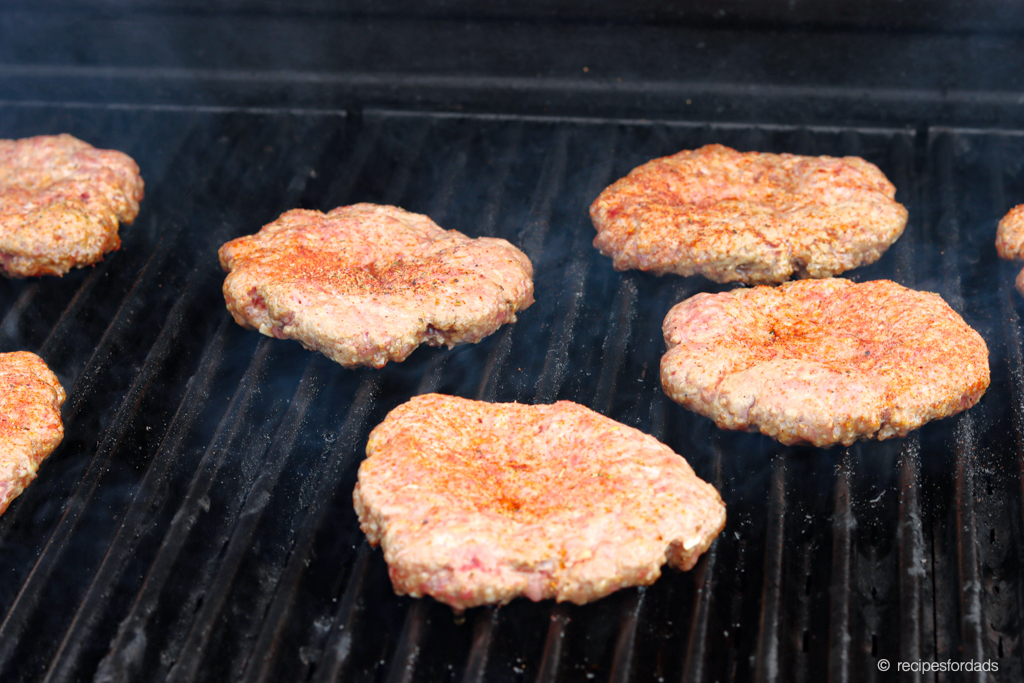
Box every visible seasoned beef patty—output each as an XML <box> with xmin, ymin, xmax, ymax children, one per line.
<box><xmin>353</xmin><ymin>394</ymin><xmax>726</xmax><ymax>611</ymax></box>
<box><xmin>995</xmin><ymin>204</ymin><xmax>1024</xmax><ymax>294</ymax></box>
<box><xmin>0</xmin><ymin>352</ymin><xmax>66</xmax><ymax>516</ymax></box>
<box><xmin>590</xmin><ymin>144</ymin><xmax>907</xmax><ymax>284</ymax></box>
<box><xmin>661</xmin><ymin>279</ymin><xmax>989</xmax><ymax>447</ymax></box>
<box><xmin>0</xmin><ymin>134</ymin><xmax>144</xmax><ymax>277</ymax></box>
<box><xmin>219</xmin><ymin>204</ymin><xmax>534</xmax><ymax>368</ymax></box>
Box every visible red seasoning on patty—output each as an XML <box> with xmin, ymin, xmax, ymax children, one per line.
<box><xmin>0</xmin><ymin>351</ymin><xmax>66</xmax><ymax>516</ymax></box>
<box><xmin>219</xmin><ymin>204</ymin><xmax>534</xmax><ymax>368</ymax></box>
<box><xmin>354</xmin><ymin>394</ymin><xmax>726</xmax><ymax>611</ymax></box>
<box><xmin>0</xmin><ymin>134</ymin><xmax>144</xmax><ymax>277</ymax></box>
<box><xmin>591</xmin><ymin>144</ymin><xmax>907</xmax><ymax>284</ymax></box>
<box><xmin>661</xmin><ymin>279</ymin><xmax>989</xmax><ymax>447</ymax></box>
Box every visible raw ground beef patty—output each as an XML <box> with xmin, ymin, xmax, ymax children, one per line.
<box><xmin>219</xmin><ymin>204</ymin><xmax>534</xmax><ymax>368</ymax></box>
<box><xmin>590</xmin><ymin>144</ymin><xmax>907</xmax><ymax>284</ymax></box>
<box><xmin>0</xmin><ymin>351</ymin><xmax>66</xmax><ymax>516</ymax></box>
<box><xmin>995</xmin><ymin>204</ymin><xmax>1024</xmax><ymax>294</ymax></box>
<box><xmin>353</xmin><ymin>394</ymin><xmax>726</xmax><ymax>611</ymax></box>
<box><xmin>0</xmin><ymin>134</ymin><xmax>144</xmax><ymax>277</ymax></box>
<box><xmin>661</xmin><ymin>279</ymin><xmax>989</xmax><ymax>447</ymax></box>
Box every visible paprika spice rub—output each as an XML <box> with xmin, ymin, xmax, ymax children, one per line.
<box><xmin>661</xmin><ymin>279</ymin><xmax>989</xmax><ymax>447</ymax></box>
<box><xmin>591</xmin><ymin>144</ymin><xmax>907</xmax><ymax>284</ymax></box>
<box><xmin>0</xmin><ymin>134</ymin><xmax>143</xmax><ymax>277</ymax></box>
<box><xmin>0</xmin><ymin>351</ymin><xmax>65</xmax><ymax>516</ymax></box>
<box><xmin>354</xmin><ymin>394</ymin><xmax>726</xmax><ymax>611</ymax></box>
<box><xmin>219</xmin><ymin>204</ymin><xmax>534</xmax><ymax>368</ymax></box>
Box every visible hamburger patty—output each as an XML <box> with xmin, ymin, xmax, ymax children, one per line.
<box><xmin>590</xmin><ymin>144</ymin><xmax>908</xmax><ymax>284</ymax></box>
<box><xmin>354</xmin><ymin>394</ymin><xmax>726</xmax><ymax>611</ymax></box>
<box><xmin>219</xmin><ymin>204</ymin><xmax>534</xmax><ymax>368</ymax></box>
<box><xmin>661</xmin><ymin>279</ymin><xmax>989</xmax><ymax>447</ymax></box>
<box><xmin>0</xmin><ymin>134</ymin><xmax>144</xmax><ymax>277</ymax></box>
<box><xmin>0</xmin><ymin>352</ymin><xmax>66</xmax><ymax>516</ymax></box>
<box><xmin>995</xmin><ymin>204</ymin><xmax>1024</xmax><ymax>294</ymax></box>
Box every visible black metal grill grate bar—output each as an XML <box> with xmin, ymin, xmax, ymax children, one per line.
<box><xmin>607</xmin><ymin>589</ymin><xmax>644</xmax><ymax>683</ymax></box>
<box><xmin>386</xmin><ymin>600</ymin><xmax>430</xmax><ymax>683</ymax></box>
<box><xmin>755</xmin><ymin>455</ymin><xmax>787</xmax><ymax>683</ymax></box>
<box><xmin>309</xmin><ymin>541</ymin><xmax>374</xmax><ymax>683</ymax></box>
<box><xmin>536</xmin><ymin>605</ymin><xmax>571</xmax><ymax>683</ymax></box>
<box><xmin>458</xmin><ymin>607</ymin><xmax>500</xmax><ymax>683</ymax></box>
<box><xmin>828</xmin><ymin>452</ymin><xmax>853</xmax><ymax>683</ymax></box>
<box><xmin>682</xmin><ymin>520</ymin><xmax>718</xmax><ymax>683</ymax></box>
<box><xmin>895</xmin><ymin>435</ymin><xmax>925</xmax><ymax>669</ymax></box>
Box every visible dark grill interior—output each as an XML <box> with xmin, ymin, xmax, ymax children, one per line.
<box><xmin>4</xmin><ymin>4</ymin><xmax>1024</xmax><ymax>679</ymax></box>
<box><xmin>0</xmin><ymin>103</ymin><xmax>1021</xmax><ymax>681</ymax></box>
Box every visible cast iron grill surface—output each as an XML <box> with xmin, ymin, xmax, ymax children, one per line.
<box><xmin>0</xmin><ymin>102</ymin><xmax>1020</xmax><ymax>682</ymax></box>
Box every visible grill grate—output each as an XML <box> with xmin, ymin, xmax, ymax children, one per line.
<box><xmin>0</xmin><ymin>103</ymin><xmax>1021</xmax><ymax>681</ymax></box>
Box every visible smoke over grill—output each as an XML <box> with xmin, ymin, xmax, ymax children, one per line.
<box><xmin>1</xmin><ymin>5</ymin><xmax>1023</xmax><ymax>682</ymax></box>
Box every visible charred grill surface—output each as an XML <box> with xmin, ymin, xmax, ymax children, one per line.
<box><xmin>0</xmin><ymin>103</ymin><xmax>1019</xmax><ymax>682</ymax></box>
